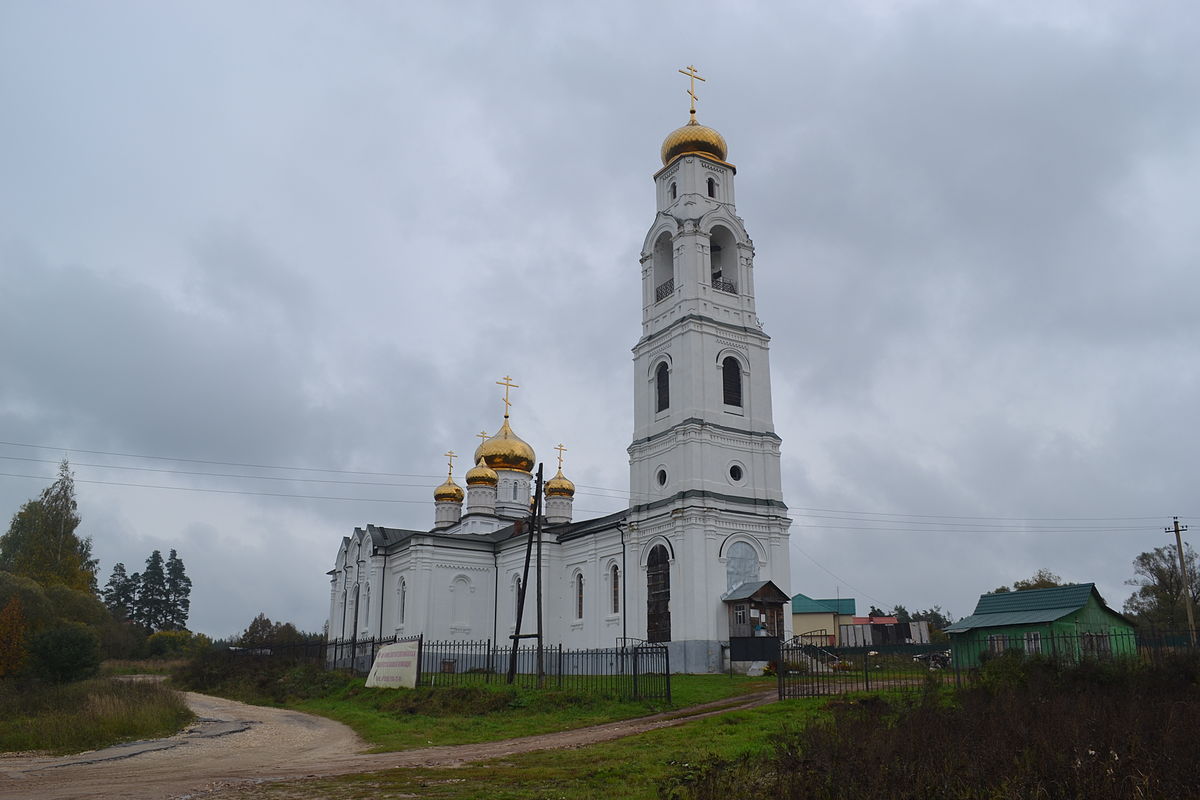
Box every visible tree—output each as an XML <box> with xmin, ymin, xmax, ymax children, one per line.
<box><xmin>29</xmin><ymin>622</ymin><xmax>100</xmax><ymax>683</ymax></box>
<box><xmin>136</xmin><ymin>550</ymin><xmax>169</xmax><ymax>631</ymax></box>
<box><xmin>993</xmin><ymin>569</ymin><xmax>1067</xmax><ymax>594</ymax></box>
<box><xmin>1124</xmin><ymin>544</ymin><xmax>1200</xmax><ymax>629</ymax></box>
<box><xmin>0</xmin><ymin>461</ymin><xmax>97</xmax><ymax>592</ymax></box>
<box><xmin>102</xmin><ymin>562</ymin><xmax>139</xmax><ymax>620</ymax></box>
<box><xmin>239</xmin><ymin>612</ymin><xmax>277</xmax><ymax>648</ymax></box>
<box><xmin>867</xmin><ymin>605</ymin><xmax>889</xmax><ymax>618</ymax></box>
<box><xmin>164</xmin><ymin>549</ymin><xmax>191</xmax><ymax>630</ymax></box>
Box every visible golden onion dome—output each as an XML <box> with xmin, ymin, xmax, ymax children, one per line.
<box><xmin>544</xmin><ymin>468</ymin><xmax>575</xmax><ymax>498</ymax></box>
<box><xmin>433</xmin><ymin>475</ymin><xmax>464</xmax><ymax>503</ymax></box>
<box><xmin>473</xmin><ymin>418</ymin><xmax>536</xmax><ymax>473</ymax></box>
<box><xmin>661</xmin><ymin>115</ymin><xmax>728</xmax><ymax>166</ymax></box>
<box><xmin>465</xmin><ymin>456</ymin><xmax>499</xmax><ymax>486</ymax></box>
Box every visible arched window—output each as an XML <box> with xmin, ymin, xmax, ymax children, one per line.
<box><xmin>397</xmin><ymin>578</ymin><xmax>406</xmax><ymax>625</ymax></box>
<box><xmin>722</xmin><ymin>357</ymin><xmax>743</xmax><ymax>407</ymax></box>
<box><xmin>575</xmin><ymin>573</ymin><xmax>585</xmax><ymax>620</ymax></box>
<box><xmin>707</xmin><ymin>177</ymin><xmax>716</xmax><ymax>198</ymax></box>
<box><xmin>670</xmin><ymin>182</ymin><xmax>677</xmax><ymax>200</ymax></box>
<box><xmin>652</xmin><ymin>232</ymin><xmax>674</xmax><ymax>302</ymax></box>
<box><xmin>647</xmin><ymin>545</ymin><xmax>671</xmax><ymax>642</ymax></box>
<box><xmin>655</xmin><ymin>362</ymin><xmax>670</xmax><ymax>412</ymax></box>
<box><xmin>610</xmin><ymin>564</ymin><xmax>621</xmax><ymax>614</ymax></box>
<box><xmin>512</xmin><ymin>482</ymin><xmax>520</xmax><ymax>501</ymax></box>
<box><xmin>709</xmin><ymin>226</ymin><xmax>736</xmax><ymax>293</ymax></box>
<box><xmin>450</xmin><ymin>575</ymin><xmax>471</xmax><ymax>627</ymax></box>
<box><xmin>726</xmin><ymin>541</ymin><xmax>760</xmax><ymax>592</ymax></box>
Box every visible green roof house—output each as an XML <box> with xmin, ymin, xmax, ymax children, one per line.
<box><xmin>791</xmin><ymin>593</ymin><xmax>856</xmax><ymax>646</ymax></box>
<box><xmin>945</xmin><ymin>583</ymin><xmax>1135</xmax><ymax>668</ymax></box>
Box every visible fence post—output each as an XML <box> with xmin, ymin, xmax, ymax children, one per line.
<box><xmin>863</xmin><ymin>651</ymin><xmax>870</xmax><ymax>691</ymax></box>
<box><xmin>777</xmin><ymin>643</ymin><xmax>785</xmax><ymax>700</ymax></box>
<box><xmin>665</xmin><ymin>647</ymin><xmax>671</xmax><ymax>704</ymax></box>
<box><xmin>632</xmin><ymin>646</ymin><xmax>640</xmax><ymax>700</ymax></box>
<box><xmin>416</xmin><ymin>634</ymin><xmax>424</xmax><ymax>688</ymax></box>
<box><xmin>486</xmin><ymin>639</ymin><xmax>493</xmax><ymax>683</ymax></box>
<box><xmin>557</xmin><ymin>644</ymin><xmax>563</xmax><ymax>689</ymax></box>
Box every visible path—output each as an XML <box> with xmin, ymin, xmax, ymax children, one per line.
<box><xmin>0</xmin><ymin>688</ymin><xmax>776</xmax><ymax>800</ymax></box>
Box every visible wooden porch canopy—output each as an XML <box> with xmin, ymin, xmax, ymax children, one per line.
<box><xmin>724</xmin><ymin>580</ymin><xmax>790</xmax><ymax>639</ymax></box>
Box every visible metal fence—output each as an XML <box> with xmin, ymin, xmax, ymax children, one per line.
<box><xmin>237</xmin><ymin>635</ymin><xmax>670</xmax><ymax>702</ymax></box>
<box><xmin>778</xmin><ymin>629</ymin><xmax>1195</xmax><ymax>699</ymax></box>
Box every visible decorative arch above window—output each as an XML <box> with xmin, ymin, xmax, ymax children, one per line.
<box><xmin>722</xmin><ymin>356</ymin><xmax>743</xmax><ymax>408</ymax></box>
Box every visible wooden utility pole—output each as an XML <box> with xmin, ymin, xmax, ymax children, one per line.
<box><xmin>1168</xmin><ymin>516</ymin><xmax>1196</xmax><ymax>646</ymax></box>
<box><xmin>506</xmin><ymin>465</ymin><xmax>545</xmax><ymax>683</ymax></box>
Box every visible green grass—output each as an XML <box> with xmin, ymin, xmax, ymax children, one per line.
<box><xmin>0</xmin><ymin>677</ymin><xmax>194</xmax><ymax>754</ymax></box>
<box><xmin>225</xmin><ymin>697</ymin><xmax>829</xmax><ymax>800</ymax></box>
<box><xmin>290</xmin><ymin>674</ymin><xmax>774</xmax><ymax>752</ymax></box>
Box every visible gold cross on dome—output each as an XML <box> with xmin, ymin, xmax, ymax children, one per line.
<box><xmin>496</xmin><ymin>375</ymin><xmax>519</xmax><ymax>416</ymax></box>
<box><xmin>476</xmin><ymin>430</ymin><xmax>491</xmax><ymax>444</ymax></box>
<box><xmin>554</xmin><ymin>443</ymin><xmax>568</xmax><ymax>471</ymax></box>
<box><xmin>444</xmin><ymin>450</ymin><xmax>457</xmax><ymax>476</ymax></box>
<box><xmin>678</xmin><ymin>65</ymin><xmax>706</xmax><ymax>115</ymax></box>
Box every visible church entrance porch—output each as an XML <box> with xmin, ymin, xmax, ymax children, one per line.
<box><xmin>725</xmin><ymin>580</ymin><xmax>790</xmax><ymax>670</ymax></box>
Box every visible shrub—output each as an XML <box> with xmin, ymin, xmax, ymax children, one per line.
<box><xmin>0</xmin><ymin>595</ymin><xmax>28</xmax><ymax>678</ymax></box>
<box><xmin>29</xmin><ymin>622</ymin><xmax>101</xmax><ymax>683</ymax></box>
<box><xmin>146</xmin><ymin>629</ymin><xmax>211</xmax><ymax>659</ymax></box>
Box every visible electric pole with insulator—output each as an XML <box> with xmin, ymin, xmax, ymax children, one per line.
<box><xmin>1167</xmin><ymin>516</ymin><xmax>1196</xmax><ymax>646</ymax></box>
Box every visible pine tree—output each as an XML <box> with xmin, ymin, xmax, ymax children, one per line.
<box><xmin>164</xmin><ymin>550</ymin><xmax>191</xmax><ymax>630</ymax></box>
<box><xmin>102</xmin><ymin>562</ymin><xmax>140</xmax><ymax>621</ymax></box>
<box><xmin>0</xmin><ymin>460</ymin><xmax>97</xmax><ymax>593</ymax></box>
<box><xmin>136</xmin><ymin>550</ymin><xmax>169</xmax><ymax>631</ymax></box>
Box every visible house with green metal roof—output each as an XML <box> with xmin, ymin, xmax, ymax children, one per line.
<box><xmin>791</xmin><ymin>593</ymin><xmax>856</xmax><ymax>646</ymax></box>
<box><xmin>945</xmin><ymin>583</ymin><xmax>1135</xmax><ymax>668</ymax></box>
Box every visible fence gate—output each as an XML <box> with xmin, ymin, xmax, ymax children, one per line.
<box><xmin>778</xmin><ymin>641</ymin><xmax>954</xmax><ymax>698</ymax></box>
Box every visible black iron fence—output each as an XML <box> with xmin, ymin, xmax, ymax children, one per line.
<box><xmin>233</xmin><ymin>635</ymin><xmax>670</xmax><ymax>702</ymax></box>
<box><xmin>778</xmin><ymin>629</ymin><xmax>1195</xmax><ymax>699</ymax></box>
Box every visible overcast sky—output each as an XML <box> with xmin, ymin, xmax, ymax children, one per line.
<box><xmin>2</xmin><ymin>1</ymin><xmax>1198</xmax><ymax>638</ymax></box>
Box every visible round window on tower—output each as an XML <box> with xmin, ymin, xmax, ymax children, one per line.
<box><xmin>656</xmin><ymin>469</ymin><xmax>668</xmax><ymax>487</ymax></box>
<box><xmin>727</xmin><ymin>462</ymin><xmax>746</xmax><ymax>485</ymax></box>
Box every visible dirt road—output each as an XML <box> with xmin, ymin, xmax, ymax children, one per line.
<box><xmin>0</xmin><ymin>689</ymin><xmax>775</xmax><ymax>800</ymax></box>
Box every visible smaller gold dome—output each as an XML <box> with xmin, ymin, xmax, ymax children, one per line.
<box><xmin>661</xmin><ymin>115</ymin><xmax>728</xmax><ymax>166</ymax></box>
<box><xmin>465</xmin><ymin>457</ymin><xmax>499</xmax><ymax>486</ymax></box>
<box><xmin>433</xmin><ymin>475</ymin><xmax>464</xmax><ymax>503</ymax></box>
<box><xmin>545</xmin><ymin>468</ymin><xmax>575</xmax><ymax>498</ymax></box>
<box><xmin>474</xmin><ymin>418</ymin><xmax>536</xmax><ymax>473</ymax></box>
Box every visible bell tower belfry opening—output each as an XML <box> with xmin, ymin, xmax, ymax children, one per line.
<box><xmin>628</xmin><ymin>69</ymin><xmax>792</xmax><ymax>672</ymax></box>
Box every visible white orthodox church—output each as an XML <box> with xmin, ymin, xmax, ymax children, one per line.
<box><xmin>329</xmin><ymin>83</ymin><xmax>793</xmax><ymax>672</ymax></box>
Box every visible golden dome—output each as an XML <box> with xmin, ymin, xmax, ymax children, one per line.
<box><xmin>661</xmin><ymin>115</ymin><xmax>728</xmax><ymax>166</ymax></box>
<box><xmin>544</xmin><ymin>468</ymin><xmax>575</xmax><ymax>498</ymax></box>
<box><xmin>465</xmin><ymin>456</ymin><xmax>499</xmax><ymax>486</ymax></box>
<box><xmin>433</xmin><ymin>475</ymin><xmax>464</xmax><ymax>503</ymax></box>
<box><xmin>473</xmin><ymin>418</ymin><xmax>536</xmax><ymax>473</ymax></box>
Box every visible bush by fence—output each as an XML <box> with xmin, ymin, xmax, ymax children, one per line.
<box><xmin>779</xmin><ymin>628</ymin><xmax>1195</xmax><ymax>699</ymax></box>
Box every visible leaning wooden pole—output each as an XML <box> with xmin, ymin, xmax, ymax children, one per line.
<box><xmin>507</xmin><ymin>466</ymin><xmax>545</xmax><ymax>684</ymax></box>
<box><xmin>533</xmin><ymin>464</ymin><xmax>545</xmax><ymax>684</ymax></box>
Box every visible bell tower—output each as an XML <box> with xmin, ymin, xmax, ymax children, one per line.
<box><xmin>627</xmin><ymin>69</ymin><xmax>791</xmax><ymax>671</ymax></box>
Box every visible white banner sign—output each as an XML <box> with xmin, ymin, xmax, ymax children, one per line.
<box><xmin>364</xmin><ymin>640</ymin><xmax>420</xmax><ymax>689</ymax></box>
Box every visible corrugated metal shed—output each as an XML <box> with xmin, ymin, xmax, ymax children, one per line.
<box><xmin>945</xmin><ymin>583</ymin><xmax>1121</xmax><ymax>633</ymax></box>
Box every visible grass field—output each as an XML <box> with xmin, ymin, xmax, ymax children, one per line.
<box><xmin>220</xmin><ymin>696</ymin><xmax>829</xmax><ymax>800</ymax></box>
<box><xmin>183</xmin><ymin>660</ymin><xmax>776</xmax><ymax>752</ymax></box>
<box><xmin>0</xmin><ymin>677</ymin><xmax>194</xmax><ymax>754</ymax></box>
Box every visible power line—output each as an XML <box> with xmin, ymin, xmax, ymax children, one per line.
<box><xmin>0</xmin><ymin>472</ymin><xmax>429</xmax><ymax>504</ymax></box>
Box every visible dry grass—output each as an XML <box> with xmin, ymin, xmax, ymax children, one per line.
<box><xmin>0</xmin><ymin>676</ymin><xmax>194</xmax><ymax>754</ymax></box>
